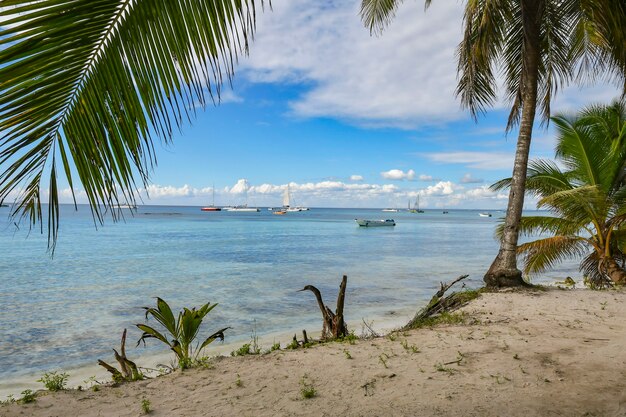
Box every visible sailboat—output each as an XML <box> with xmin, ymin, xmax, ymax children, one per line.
<box><xmin>408</xmin><ymin>194</ymin><xmax>424</xmax><ymax>213</ymax></box>
<box><xmin>223</xmin><ymin>180</ymin><xmax>260</xmax><ymax>212</ymax></box>
<box><xmin>281</xmin><ymin>184</ymin><xmax>309</xmax><ymax>212</ymax></box>
<box><xmin>201</xmin><ymin>185</ymin><xmax>221</xmax><ymax>211</ymax></box>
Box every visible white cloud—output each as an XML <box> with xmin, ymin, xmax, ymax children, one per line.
<box><xmin>460</xmin><ymin>173</ymin><xmax>484</xmax><ymax>184</ymax></box>
<box><xmin>241</xmin><ymin>0</ymin><xmax>465</xmax><ymax>128</ymax></box>
<box><xmin>239</xmin><ymin>0</ymin><xmax>620</xmax><ymax>129</ymax></box>
<box><xmin>350</xmin><ymin>174</ymin><xmax>363</xmax><ymax>181</ymax></box>
<box><xmin>423</xmin><ymin>151</ymin><xmax>515</xmax><ymax>170</ymax></box>
<box><xmin>422</xmin><ymin>181</ymin><xmax>461</xmax><ymax>197</ymax></box>
<box><xmin>229</xmin><ymin>179</ymin><xmax>250</xmax><ymax>194</ymax></box>
<box><xmin>5</xmin><ymin>178</ymin><xmax>529</xmax><ymax>211</ymax></box>
<box><xmin>418</xmin><ymin>174</ymin><xmax>435</xmax><ymax>181</ymax></box>
<box><xmin>381</xmin><ymin>169</ymin><xmax>416</xmax><ymax>181</ymax></box>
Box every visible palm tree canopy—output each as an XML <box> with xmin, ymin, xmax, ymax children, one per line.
<box><xmin>493</xmin><ymin>101</ymin><xmax>626</xmax><ymax>282</ymax></box>
<box><xmin>361</xmin><ymin>0</ymin><xmax>626</xmax><ymax>126</ymax></box>
<box><xmin>0</xmin><ymin>0</ymin><xmax>262</xmax><ymax>249</ymax></box>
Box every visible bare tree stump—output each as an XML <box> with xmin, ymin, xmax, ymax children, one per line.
<box><xmin>98</xmin><ymin>329</ymin><xmax>142</xmax><ymax>382</ymax></box>
<box><xmin>299</xmin><ymin>275</ymin><xmax>349</xmax><ymax>339</ymax></box>
<box><xmin>403</xmin><ymin>275</ymin><xmax>471</xmax><ymax>330</ymax></box>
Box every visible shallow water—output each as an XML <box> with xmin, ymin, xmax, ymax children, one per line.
<box><xmin>0</xmin><ymin>205</ymin><xmax>576</xmax><ymax>396</ymax></box>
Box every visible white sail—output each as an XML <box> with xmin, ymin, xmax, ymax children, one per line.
<box><xmin>282</xmin><ymin>185</ymin><xmax>290</xmax><ymax>207</ymax></box>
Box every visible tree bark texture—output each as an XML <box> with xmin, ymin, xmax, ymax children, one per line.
<box><xmin>485</xmin><ymin>0</ymin><xmax>545</xmax><ymax>287</ymax></box>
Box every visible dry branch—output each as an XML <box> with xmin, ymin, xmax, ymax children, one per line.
<box><xmin>404</xmin><ymin>275</ymin><xmax>471</xmax><ymax>330</ymax></box>
<box><xmin>299</xmin><ymin>275</ymin><xmax>349</xmax><ymax>339</ymax></box>
<box><xmin>98</xmin><ymin>329</ymin><xmax>142</xmax><ymax>382</ymax></box>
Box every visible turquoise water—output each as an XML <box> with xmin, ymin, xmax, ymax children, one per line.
<box><xmin>0</xmin><ymin>205</ymin><xmax>577</xmax><ymax>390</ymax></box>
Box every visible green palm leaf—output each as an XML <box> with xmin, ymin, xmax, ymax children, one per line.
<box><xmin>518</xmin><ymin>235</ymin><xmax>589</xmax><ymax>276</ymax></box>
<box><xmin>0</xmin><ymin>0</ymin><xmax>261</xmax><ymax>249</ymax></box>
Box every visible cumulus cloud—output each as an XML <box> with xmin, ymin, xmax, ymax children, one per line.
<box><xmin>418</xmin><ymin>174</ymin><xmax>435</xmax><ymax>181</ymax></box>
<box><xmin>19</xmin><ymin>180</ymin><xmax>523</xmax><ymax>210</ymax></box>
<box><xmin>460</xmin><ymin>173</ymin><xmax>484</xmax><ymax>184</ymax></box>
<box><xmin>381</xmin><ymin>169</ymin><xmax>416</xmax><ymax>181</ymax></box>
<box><xmin>240</xmin><ymin>0</ymin><xmax>466</xmax><ymax>128</ymax></box>
<box><xmin>350</xmin><ymin>174</ymin><xmax>363</xmax><ymax>181</ymax></box>
<box><xmin>422</xmin><ymin>181</ymin><xmax>461</xmax><ymax>197</ymax></box>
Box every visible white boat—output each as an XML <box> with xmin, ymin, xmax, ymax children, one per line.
<box><xmin>355</xmin><ymin>219</ymin><xmax>396</xmax><ymax>227</ymax></box>
<box><xmin>224</xmin><ymin>205</ymin><xmax>260</xmax><ymax>212</ymax></box>
<box><xmin>226</xmin><ymin>180</ymin><xmax>260</xmax><ymax>212</ymax></box>
<box><xmin>280</xmin><ymin>185</ymin><xmax>309</xmax><ymax>212</ymax></box>
<box><xmin>117</xmin><ymin>204</ymin><xmax>137</xmax><ymax>209</ymax></box>
<box><xmin>478</xmin><ymin>212</ymin><xmax>492</xmax><ymax>217</ymax></box>
<box><xmin>382</xmin><ymin>208</ymin><xmax>398</xmax><ymax>212</ymax></box>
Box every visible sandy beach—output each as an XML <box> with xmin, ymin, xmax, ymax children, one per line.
<box><xmin>2</xmin><ymin>287</ymin><xmax>625</xmax><ymax>417</ymax></box>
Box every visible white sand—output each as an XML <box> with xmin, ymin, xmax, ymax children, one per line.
<box><xmin>2</xmin><ymin>288</ymin><xmax>625</xmax><ymax>417</ymax></box>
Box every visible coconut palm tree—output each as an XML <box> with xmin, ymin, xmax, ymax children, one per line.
<box><xmin>492</xmin><ymin>101</ymin><xmax>626</xmax><ymax>286</ymax></box>
<box><xmin>0</xmin><ymin>0</ymin><xmax>262</xmax><ymax>249</ymax></box>
<box><xmin>361</xmin><ymin>0</ymin><xmax>626</xmax><ymax>287</ymax></box>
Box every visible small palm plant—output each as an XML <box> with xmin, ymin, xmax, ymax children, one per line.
<box><xmin>493</xmin><ymin>101</ymin><xmax>626</xmax><ymax>287</ymax></box>
<box><xmin>137</xmin><ymin>298</ymin><xmax>228</xmax><ymax>369</ymax></box>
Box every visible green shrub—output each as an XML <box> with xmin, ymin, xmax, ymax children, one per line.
<box><xmin>38</xmin><ymin>371</ymin><xmax>69</xmax><ymax>391</ymax></box>
<box><xmin>19</xmin><ymin>390</ymin><xmax>36</xmax><ymax>404</ymax></box>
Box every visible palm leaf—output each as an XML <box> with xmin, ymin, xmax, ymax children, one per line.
<box><xmin>495</xmin><ymin>215</ymin><xmax>584</xmax><ymax>241</ymax></box>
<box><xmin>198</xmin><ymin>327</ymin><xmax>230</xmax><ymax>352</ymax></box>
<box><xmin>517</xmin><ymin>235</ymin><xmax>589</xmax><ymax>276</ymax></box>
<box><xmin>0</xmin><ymin>0</ymin><xmax>261</xmax><ymax>248</ymax></box>
<box><xmin>136</xmin><ymin>324</ymin><xmax>171</xmax><ymax>347</ymax></box>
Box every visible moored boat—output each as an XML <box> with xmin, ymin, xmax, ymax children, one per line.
<box><xmin>201</xmin><ymin>206</ymin><xmax>221</xmax><ymax>211</ymax></box>
<box><xmin>355</xmin><ymin>219</ymin><xmax>396</xmax><ymax>227</ymax></box>
<box><xmin>224</xmin><ymin>205</ymin><xmax>260</xmax><ymax>212</ymax></box>
<box><xmin>382</xmin><ymin>208</ymin><xmax>398</xmax><ymax>212</ymax></box>
<box><xmin>478</xmin><ymin>212</ymin><xmax>492</xmax><ymax>217</ymax></box>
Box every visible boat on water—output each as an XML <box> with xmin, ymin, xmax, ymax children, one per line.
<box><xmin>479</xmin><ymin>212</ymin><xmax>492</xmax><ymax>217</ymax></box>
<box><xmin>280</xmin><ymin>185</ymin><xmax>309</xmax><ymax>212</ymax></box>
<box><xmin>382</xmin><ymin>208</ymin><xmax>398</xmax><ymax>212</ymax></box>
<box><xmin>273</xmin><ymin>210</ymin><xmax>287</xmax><ymax>215</ymax></box>
<box><xmin>355</xmin><ymin>219</ymin><xmax>396</xmax><ymax>227</ymax></box>
<box><xmin>117</xmin><ymin>204</ymin><xmax>137</xmax><ymax>209</ymax></box>
<box><xmin>225</xmin><ymin>180</ymin><xmax>260</xmax><ymax>212</ymax></box>
<box><xmin>408</xmin><ymin>195</ymin><xmax>424</xmax><ymax>213</ymax></box>
<box><xmin>201</xmin><ymin>185</ymin><xmax>221</xmax><ymax>211</ymax></box>
<box><xmin>224</xmin><ymin>205</ymin><xmax>260</xmax><ymax>212</ymax></box>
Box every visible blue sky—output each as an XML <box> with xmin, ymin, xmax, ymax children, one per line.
<box><xmin>30</xmin><ymin>0</ymin><xmax>625</xmax><ymax>209</ymax></box>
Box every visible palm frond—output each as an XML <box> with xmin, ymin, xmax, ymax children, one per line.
<box><xmin>517</xmin><ymin>235</ymin><xmax>588</xmax><ymax>276</ymax></box>
<box><xmin>360</xmin><ymin>0</ymin><xmax>404</xmax><ymax>34</ymax></box>
<box><xmin>495</xmin><ymin>215</ymin><xmax>584</xmax><ymax>241</ymax></box>
<box><xmin>456</xmin><ymin>0</ymin><xmax>512</xmax><ymax>120</ymax></box>
<box><xmin>537</xmin><ymin>184</ymin><xmax>608</xmax><ymax>227</ymax></box>
<box><xmin>0</xmin><ymin>0</ymin><xmax>261</xmax><ymax>249</ymax></box>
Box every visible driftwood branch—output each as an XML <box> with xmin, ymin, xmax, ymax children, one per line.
<box><xmin>98</xmin><ymin>329</ymin><xmax>142</xmax><ymax>382</ymax></box>
<box><xmin>299</xmin><ymin>275</ymin><xmax>349</xmax><ymax>339</ymax></box>
<box><xmin>403</xmin><ymin>275</ymin><xmax>470</xmax><ymax>330</ymax></box>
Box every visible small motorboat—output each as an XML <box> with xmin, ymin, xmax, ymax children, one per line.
<box><xmin>355</xmin><ymin>219</ymin><xmax>396</xmax><ymax>227</ymax></box>
<box><xmin>273</xmin><ymin>210</ymin><xmax>287</xmax><ymax>215</ymax></box>
<box><xmin>201</xmin><ymin>206</ymin><xmax>221</xmax><ymax>211</ymax></box>
<box><xmin>479</xmin><ymin>212</ymin><xmax>492</xmax><ymax>217</ymax></box>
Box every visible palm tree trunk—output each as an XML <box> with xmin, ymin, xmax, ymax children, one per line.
<box><xmin>603</xmin><ymin>257</ymin><xmax>626</xmax><ymax>285</ymax></box>
<box><xmin>484</xmin><ymin>0</ymin><xmax>545</xmax><ymax>287</ymax></box>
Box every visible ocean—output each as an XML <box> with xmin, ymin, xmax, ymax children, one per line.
<box><xmin>0</xmin><ymin>205</ymin><xmax>577</xmax><ymax>397</ymax></box>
